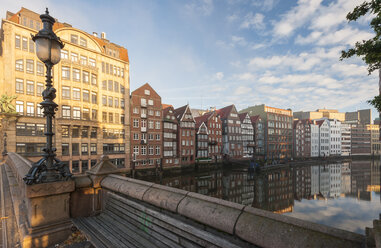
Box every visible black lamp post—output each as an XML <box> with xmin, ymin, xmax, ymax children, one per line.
<box><xmin>24</xmin><ymin>8</ymin><xmax>72</xmax><ymax>185</ymax></box>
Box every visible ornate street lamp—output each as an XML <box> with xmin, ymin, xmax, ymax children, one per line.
<box><xmin>24</xmin><ymin>8</ymin><xmax>72</xmax><ymax>185</ymax></box>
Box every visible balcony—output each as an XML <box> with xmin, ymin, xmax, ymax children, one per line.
<box><xmin>141</xmin><ymin>127</ymin><xmax>147</xmax><ymax>132</ymax></box>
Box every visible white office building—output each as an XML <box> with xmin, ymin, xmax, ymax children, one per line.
<box><xmin>341</xmin><ymin>123</ymin><xmax>351</xmax><ymax>156</ymax></box>
<box><xmin>311</xmin><ymin>122</ymin><xmax>319</xmax><ymax>157</ymax></box>
<box><xmin>329</xmin><ymin>119</ymin><xmax>342</xmax><ymax>156</ymax></box>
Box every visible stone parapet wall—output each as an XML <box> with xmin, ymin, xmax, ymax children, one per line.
<box><xmin>101</xmin><ymin>174</ymin><xmax>366</xmax><ymax>248</ymax></box>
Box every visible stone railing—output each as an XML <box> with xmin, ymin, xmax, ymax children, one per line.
<box><xmin>5</xmin><ymin>153</ymin><xmax>74</xmax><ymax>248</ymax></box>
<box><xmin>5</xmin><ymin>153</ymin><xmax>368</xmax><ymax>247</ymax></box>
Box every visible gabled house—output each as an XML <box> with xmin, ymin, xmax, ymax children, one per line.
<box><xmin>174</xmin><ymin>104</ymin><xmax>196</xmax><ymax>165</ymax></box>
<box><xmin>238</xmin><ymin>112</ymin><xmax>255</xmax><ymax>157</ymax></box>
<box><xmin>162</xmin><ymin>104</ymin><xmax>179</xmax><ymax>167</ymax></box>
<box><xmin>216</xmin><ymin>105</ymin><xmax>243</xmax><ymax>159</ymax></box>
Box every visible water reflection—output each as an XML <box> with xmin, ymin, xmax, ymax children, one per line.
<box><xmin>140</xmin><ymin>160</ymin><xmax>381</xmax><ymax>234</ymax></box>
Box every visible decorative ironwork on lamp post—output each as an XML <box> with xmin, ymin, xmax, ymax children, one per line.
<box><xmin>23</xmin><ymin>8</ymin><xmax>72</xmax><ymax>185</ymax></box>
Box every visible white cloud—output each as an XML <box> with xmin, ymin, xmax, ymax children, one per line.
<box><xmin>231</xmin><ymin>36</ymin><xmax>248</xmax><ymax>46</ymax></box>
<box><xmin>234</xmin><ymin>72</ymin><xmax>256</xmax><ymax>81</ymax></box>
<box><xmin>185</xmin><ymin>0</ymin><xmax>214</xmax><ymax>16</ymax></box>
<box><xmin>252</xmin><ymin>0</ymin><xmax>278</xmax><ymax>11</ymax></box>
<box><xmin>234</xmin><ymin>86</ymin><xmax>252</xmax><ymax>95</ymax></box>
<box><xmin>240</xmin><ymin>12</ymin><xmax>265</xmax><ymax>30</ymax></box>
<box><xmin>273</xmin><ymin>0</ymin><xmax>322</xmax><ymax>37</ymax></box>
<box><xmin>214</xmin><ymin>72</ymin><xmax>224</xmax><ymax>80</ymax></box>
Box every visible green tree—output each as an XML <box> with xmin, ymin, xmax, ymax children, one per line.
<box><xmin>340</xmin><ymin>0</ymin><xmax>381</xmax><ymax>111</ymax></box>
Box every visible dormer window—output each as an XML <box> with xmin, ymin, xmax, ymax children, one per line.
<box><xmin>80</xmin><ymin>37</ymin><xmax>87</xmax><ymax>47</ymax></box>
<box><xmin>71</xmin><ymin>34</ymin><xmax>78</xmax><ymax>44</ymax></box>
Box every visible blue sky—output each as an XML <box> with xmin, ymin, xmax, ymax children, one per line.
<box><xmin>2</xmin><ymin>0</ymin><xmax>378</xmax><ymax>117</ymax></box>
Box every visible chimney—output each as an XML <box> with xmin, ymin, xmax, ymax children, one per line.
<box><xmin>101</xmin><ymin>32</ymin><xmax>106</xmax><ymax>39</ymax></box>
<box><xmin>93</xmin><ymin>32</ymin><xmax>98</xmax><ymax>37</ymax></box>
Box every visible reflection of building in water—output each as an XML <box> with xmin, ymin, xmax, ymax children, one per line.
<box><xmin>253</xmin><ymin>167</ymin><xmax>294</xmax><ymax>213</ymax></box>
<box><xmin>294</xmin><ymin>166</ymin><xmax>311</xmax><ymax>200</ymax></box>
<box><xmin>241</xmin><ymin>173</ymin><xmax>255</xmax><ymax>205</ymax></box>
<box><xmin>195</xmin><ymin>172</ymin><xmax>223</xmax><ymax>198</ymax></box>
<box><xmin>329</xmin><ymin>163</ymin><xmax>341</xmax><ymax>198</ymax></box>
<box><xmin>368</xmin><ymin>160</ymin><xmax>381</xmax><ymax>193</ymax></box>
<box><xmin>310</xmin><ymin>165</ymin><xmax>319</xmax><ymax>196</ymax></box>
<box><xmin>222</xmin><ymin>171</ymin><xmax>244</xmax><ymax>203</ymax></box>
<box><xmin>341</xmin><ymin>162</ymin><xmax>351</xmax><ymax>195</ymax></box>
<box><xmin>319</xmin><ymin>165</ymin><xmax>330</xmax><ymax>198</ymax></box>
<box><xmin>349</xmin><ymin>161</ymin><xmax>372</xmax><ymax>201</ymax></box>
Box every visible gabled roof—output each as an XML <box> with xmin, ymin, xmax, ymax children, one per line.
<box><xmin>216</xmin><ymin>105</ymin><xmax>235</xmax><ymax>119</ymax></box>
<box><xmin>315</xmin><ymin>120</ymin><xmax>326</xmax><ymax>127</ymax></box>
<box><xmin>174</xmin><ymin>105</ymin><xmax>188</xmax><ymax>121</ymax></box>
<box><xmin>131</xmin><ymin>83</ymin><xmax>161</xmax><ymax>99</ymax></box>
<box><xmin>162</xmin><ymin>104</ymin><xmax>173</xmax><ymax>110</ymax></box>
<box><xmin>197</xmin><ymin>122</ymin><xmax>208</xmax><ymax>134</ymax></box>
<box><xmin>238</xmin><ymin>112</ymin><xmax>249</xmax><ymax>122</ymax></box>
<box><xmin>250</xmin><ymin>115</ymin><xmax>261</xmax><ymax>123</ymax></box>
<box><xmin>194</xmin><ymin>112</ymin><xmax>214</xmax><ymax>129</ymax></box>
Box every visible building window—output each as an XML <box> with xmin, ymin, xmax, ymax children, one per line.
<box><xmin>36</xmin><ymin>104</ymin><xmax>43</xmax><ymax>117</ymax></box>
<box><xmin>80</xmin><ymin>55</ymin><xmax>87</xmax><ymax>66</ymax></box>
<box><xmin>156</xmin><ymin>134</ymin><xmax>160</xmax><ymax>140</ymax></box>
<box><xmin>62</xmin><ymin>125</ymin><xmax>69</xmax><ymax>137</ymax></box>
<box><xmin>91</xmin><ymin>74</ymin><xmax>97</xmax><ymax>86</ymax></box>
<box><xmin>71</xmin><ymin>161</ymin><xmax>79</xmax><ymax>173</ymax></box>
<box><xmin>114</xmin><ymin>82</ymin><xmax>119</xmax><ymax>92</ymax></box>
<box><xmin>15</xmin><ymin>59</ymin><xmax>23</xmax><ymax>71</ymax></box>
<box><xmin>73</xmin><ymin>68</ymin><xmax>80</xmax><ymax>81</ymax></box>
<box><xmin>72</xmin><ymin>126</ymin><xmax>80</xmax><ymax>138</ymax></box>
<box><xmin>26</xmin><ymin>59</ymin><xmax>34</xmax><ymax>74</ymax></box>
<box><xmin>155</xmin><ymin>121</ymin><xmax>161</xmax><ymax>129</ymax></box>
<box><xmin>92</xmin><ymin>110</ymin><xmax>97</xmax><ymax>120</ymax></box>
<box><xmin>29</xmin><ymin>39</ymin><xmax>34</xmax><ymax>53</ymax></box>
<box><xmin>72</xmin><ymin>143</ymin><xmax>79</xmax><ymax>156</ymax></box>
<box><xmin>73</xmin><ymin>107</ymin><xmax>81</xmax><ymax>120</ymax></box>
<box><xmin>62</xmin><ymin>106</ymin><xmax>71</xmax><ymax>119</ymax></box>
<box><xmin>83</xmin><ymin>90</ymin><xmax>90</xmax><ymax>102</ymax></box>
<box><xmin>81</xmin><ymin>144</ymin><xmax>88</xmax><ymax>155</ymax></box>
<box><xmin>121</xmin><ymin>99</ymin><xmax>125</xmax><ymax>109</ymax></box>
<box><xmin>71</xmin><ymin>52</ymin><xmax>78</xmax><ymax>62</ymax></box>
<box><xmin>26</xmin><ymin>81</ymin><xmax>34</xmax><ymax>95</ymax></box>
<box><xmin>102</xmin><ymin>80</ymin><xmax>107</xmax><ymax>90</ymax></box>
<box><xmin>133</xmin><ymin>119</ymin><xmax>139</xmax><ymax>128</ymax></box>
<box><xmin>73</xmin><ymin>88</ymin><xmax>81</xmax><ymax>100</ymax></box>
<box><xmin>156</xmin><ymin>146</ymin><xmax>160</xmax><ymax>155</ymax></box>
<box><xmin>133</xmin><ymin>107</ymin><xmax>139</xmax><ymax>114</ymax></box>
<box><xmin>91</xmin><ymin>128</ymin><xmax>97</xmax><ymax>138</ymax></box>
<box><xmin>91</xmin><ymin>92</ymin><xmax>97</xmax><ymax>104</ymax></box>
<box><xmin>15</xmin><ymin>35</ymin><xmax>21</xmax><ymax>49</ymax></box>
<box><xmin>121</xmin><ymin>85</ymin><xmax>125</xmax><ymax>94</ymax></box>
<box><xmin>90</xmin><ymin>143</ymin><xmax>97</xmax><ymax>154</ymax></box>
<box><xmin>62</xmin><ymin>66</ymin><xmax>70</xmax><ymax>79</ymax></box>
<box><xmin>36</xmin><ymin>62</ymin><xmax>44</xmax><ymax>76</ymax></box>
<box><xmin>155</xmin><ymin>111</ymin><xmax>161</xmax><ymax>117</ymax></box>
<box><xmin>145</xmin><ymin>89</ymin><xmax>150</xmax><ymax>95</ymax></box>
<box><xmin>148</xmin><ymin>99</ymin><xmax>154</xmax><ymax>106</ymax></box>
<box><xmin>121</xmin><ymin>114</ymin><xmax>125</xmax><ymax>124</ymax></box>
<box><xmin>114</xmin><ymin>98</ymin><xmax>119</xmax><ymax>108</ymax></box>
<box><xmin>16</xmin><ymin>79</ymin><xmax>24</xmax><ymax>93</ymax></box>
<box><xmin>108</xmin><ymin>80</ymin><xmax>113</xmax><ymax>91</ymax></box>
<box><xmin>71</xmin><ymin>34</ymin><xmax>78</xmax><ymax>44</ymax></box>
<box><xmin>109</xmin><ymin>113</ymin><xmax>113</xmax><ymax>123</ymax></box>
<box><xmin>102</xmin><ymin>112</ymin><xmax>107</xmax><ymax>122</ymax></box>
<box><xmin>149</xmin><ymin>146</ymin><xmax>154</xmax><ymax>155</ymax></box>
<box><xmin>80</xmin><ymin>37</ymin><xmax>87</xmax><ymax>47</ymax></box>
<box><xmin>148</xmin><ymin>121</ymin><xmax>154</xmax><ymax>129</ymax></box>
<box><xmin>61</xmin><ymin>50</ymin><xmax>68</xmax><ymax>59</ymax></box>
<box><xmin>62</xmin><ymin>86</ymin><xmax>70</xmax><ymax>99</ymax></box>
<box><xmin>26</xmin><ymin>102</ymin><xmax>34</xmax><ymax>116</ymax></box>
<box><xmin>115</xmin><ymin>113</ymin><xmax>119</xmax><ymax>124</ymax></box>
<box><xmin>83</xmin><ymin>71</ymin><xmax>89</xmax><ymax>83</ymax></box>
<box><xmin>22</xmin><ymin>37</ymin><xmax>28</xmax><ymax>51</ymax></box>
<box><xmin>108</xmin><ymin>96</ymin><xmax>113</xmax><ymax>107</ymax></box>
<box><xmin>141</xmin><ymin>146</ymin><xmax>147</xmax><ymax>155</ymax></box>
<box><xmin>16</xmin><ymin>101</ymin><xmax>23</xmax><ymax>115</ymax></box>
<box><xmin>89</xmin><ymin>58</ymin><xmax>96</xmax><ymax>67</ymax></box>
<box><xmin>83</xmin><ymin>108</ymin><xmax>90</xmax><ymax>120</ymax></box>
<box><xmin>62</xmin><ymin>143</ymin><xmax>69</xmax><ymax>156</ymax></box>
<box><xmin>36</xmin><ymin>83</ymin><xmax>44</xmax><ymax>96</ymax></box>
<box><xmin>102</xmin><ymin>95</ymin><xmax>107</xmax><ymax>106</ymax></box>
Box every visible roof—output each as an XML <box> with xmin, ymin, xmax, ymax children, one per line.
<box><xmin>162</xmin><ymin>104</ymin><xmax>173</xmax><ymax>110</ymax></box>
<box><xmin>7</xmin><ymin>7</ymin><xmax>129</xmax><ymax>63</ymax></box>
<box><xmin>194</xmin><ymin>112</ymin><xmax>214</xmax><ymax>129</ymax></box>
<box><xmin>250</xmin><ymin>115</ymin><xmax>261</xmax><ymax>123</ymax></box>
<box><xmin>315</xmin><ymin>120</ymin><xmax>326</xmax><ymax>127</ymax></box>
<box><xmin>238</xmin><ymin>112</ymin><xmax>249</xmax><ymax>122</ymax></box>
<box><xmin>216</xmin><ymin>105</ymin><xmax>235</xmax><ymax>119</ymax></box>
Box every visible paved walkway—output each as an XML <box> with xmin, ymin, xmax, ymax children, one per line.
<box><xmin>0</xmin><ymin>162</ymin><xmax>21</xmax><ymax>247</ymax></box>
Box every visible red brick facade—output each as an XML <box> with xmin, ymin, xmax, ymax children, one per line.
<box><xmin>174</xmin><ymin>105</ymin><xmax>196</xmax><ymax>165</ymax></box>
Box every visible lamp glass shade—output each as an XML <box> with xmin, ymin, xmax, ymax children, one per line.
<box><xmin>35</xmin><ymin>38</ymin><xmax>51</xmax><ymax>63</ymax></box>
<box><xmin>50</xmin><ymin>40</ymin><xmax>62</xmax><ymax>65</ymax></box>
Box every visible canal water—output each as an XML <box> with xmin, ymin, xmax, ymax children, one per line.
<box><xmin>137</xmin><ymin>159</ymin><xmax>381</xmax><ymax>234</ymax></box>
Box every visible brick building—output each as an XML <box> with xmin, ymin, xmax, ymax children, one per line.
<box><xmin>251</xmin><ymin>115</ymin><xmax>265</xmax><ymax>157</ymax></box>
<box><xmin>174</xmin><ymin>104</ymin><xmax>196</xmax><ymax>165</ymax></box>
<box><xmin>0</xmin><ymin>8</ymin><xmax>130</xmax><ymax>173</ymax></box>
<box><xmin>216</xmin><ymin>105</ymin><xmax>243</xmax><ymax>159</ymax></box>
<box><xmin>130</xmin><ymin>83</ymin><xmax>162</xmax><ymax>168</ymax></box>
<box><xmin>195</xmin><ymin>121</ymin><xmax>208</xmax><ymax>159</ymax></box>
<box><xmin>162</xmin><ymin>104</ymin><xmax>179</xmax><ymax>167</ymax></box>
<box><xmin>293</xmin><ymin>119</ymin><xmax>312</xmax><ymax>158</ymax></box>
<box><xmin>194</xmin><ymin>111</ymin><xmax>223</xmax><ymax>162</ymax></box>
<box><xmin>240</xmin><ymin>104</ymin><xmax>293</xmax><ymax>160</ymax></box>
